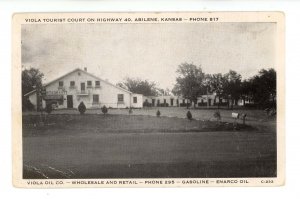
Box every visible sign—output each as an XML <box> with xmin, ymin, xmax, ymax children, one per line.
<box><xmin>46</xmin><ymin>90</ymin><xmax>67</xmax><ymax>95</ymax></box>
<box><xmin>232</xmin><ymin>112</ymin><xmax>239</xmax><ymax>119</ymax></box>
<box><xmin>43</xmin><ymin>95</ymin><xmax>64</xmax><ymax>100</ymax></box>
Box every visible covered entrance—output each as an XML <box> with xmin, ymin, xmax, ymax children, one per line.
<box><xmin>43</xmin><ymin>94</ymin><xmax>64</xmax><ymax>109</ymax></box>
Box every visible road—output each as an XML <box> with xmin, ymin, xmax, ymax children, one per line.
<box><xmin>23</xmin><ymin>130</ymin><xmax>276</xmax><ymax>178</ymax></box>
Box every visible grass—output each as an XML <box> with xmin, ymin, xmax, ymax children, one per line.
<box><xmin>22</xmin><ymin>108</ymin><xmax>276</xmax><ymax>179</ymax></box>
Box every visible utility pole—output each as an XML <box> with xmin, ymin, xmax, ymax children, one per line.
<box><xmin>36</xmin><ymin>84</ymin><xmax>46</xmax><ymax>125</ymax></box>
<box><xmin>206</xmin><ymin>87</ymin><xmax>209</xmax><ymax>108</ymax></box>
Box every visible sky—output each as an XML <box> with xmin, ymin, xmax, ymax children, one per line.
<box><xmin>22</xmin><ymin>22</ymin><xmax>276</xmax><ymax>90</ymax></box>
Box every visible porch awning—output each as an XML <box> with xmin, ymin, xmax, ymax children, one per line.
<box><xmin>43</xmin><ymin>95</ymin><xmax>63</xmax><ymax>100</ymax></box>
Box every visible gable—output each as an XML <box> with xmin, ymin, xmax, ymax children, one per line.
<box><xmin>25</xmin><ymin>68</ymin><xmax>132</xmax><ymax>96</ymax></box>
<box><xmin>45</xmin><ymin>69</ymin><xmax>98</xmax><ymax>89</ymax></box>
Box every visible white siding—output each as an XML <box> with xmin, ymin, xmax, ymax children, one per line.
<box><xmin>28</xmin><ymin>93</ymin><xmax>37</xmax><ymax>110</ymax></box>
<box><xmin>131</xmin><ymin>94</ymin><xmax>143</xmax><ymax>108</ymax></box>
<box><xmin>27</xmin><ymin>69</ymin><xmax>142</xmax><ymax>109</ymax></box>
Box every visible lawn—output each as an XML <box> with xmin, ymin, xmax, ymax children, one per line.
<box><xmin>22</xmin><ymin>108</ymin><xmax>276</xmax><ymax>179</ymax></box>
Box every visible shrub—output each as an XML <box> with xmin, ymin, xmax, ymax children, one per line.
<box><xmin>156</xmin><ymin>110</ymin><xmax>161</xmax><ymax>117</ymax></box>
<box><xmin>101</xmin><ymin>105</ymin><xmax>108</xmax><ymax>114</ymax></box>
<box><xmin>213</xmin><ymin>110</ymin><xmax>221</xmax><ymax>121</ymax></box>
<box><xmin>186</xmin><ymin>111</ymin><xmax>192</xmax><ymax>120</ymax></box>
<box><xmin>78</xmin><ymin>102</ymin><xmax>86</xmax><ymax>114</ymax></box>
<box><xmin>45</xmin><ymin>103</ymin><xmax>52</xmax><ymax>114</ymax></box>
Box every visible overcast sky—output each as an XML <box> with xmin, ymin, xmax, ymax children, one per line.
<box><xmin>22</xmin><ymin>22</ymin><xmax>276</xmax><ymax>89</ymax></box>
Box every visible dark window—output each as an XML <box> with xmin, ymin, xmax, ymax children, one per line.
<box><xmin>157</xmin><ymin>100</ymin><xmax>160</xmax><ymax>105</ymax></box>
<box><xmin>70</xmin><ymin>81</ymin><xmax>75</xmax><ymax>87</ymax></box>
<box><xmin>59</xmin><ymin>81</ymin><xmax>63</xmax><ymax>87</ymax></box>
<box><xmin>93</xmin><ymin>95</ymin><xmax>99</xmax><ymax>103</ymax></box>
<box><xmin>58</xmin><ymin>100</ymin><xmax>63</xmax><ymax>105</ymax></box>
<box><xmin>133</xmin><ymin>97</ymin><xmax>137</xmax><ymax>103</ymax></box>
<box><xmin>95</xmin><ymin>81</ymin><xmax>100</xmax><ymax>87</ymax></box>
<box><xmin>87</xmin><ymin>81</ymin><xmax>92</xmax><ymax>87</ymax></box>
<box><xmin>81</xmin><ymin>83</ymin><xmax>85</xmax><ymax>91</ymax></box>
<box><xmin>170</xmin><ymin>99</ymin><xmax>174</xmax><ymax>106</ymax></box>
<box><xmin>118</xmin><ymin>94</ymin><xmax>124</xmax><ymax>102</ymax></box>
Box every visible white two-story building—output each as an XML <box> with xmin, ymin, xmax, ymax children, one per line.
<box><xmin>24</xmin><ymin>68</ymin><xmax>143</xmax><ymax>110</ymax></box>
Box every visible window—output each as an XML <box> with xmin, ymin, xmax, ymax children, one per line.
<box><xmin>93</xmin><ymin>95</ymin><xmax>99</xmax><ymax>104</ymax></box>
<box><xmin>59</xmin><ymin>81</ymin><xmax>64</xmax><ymax>87</ymax></box>
<box><xmin>70</xmin><ymin>81</ymin><xmax>75</xmax><ymax>87</ymax></box>
<box><xmin>118</xmin><ymin>94</ymin><xmax>124</xmax><ymax>102</ymax></box>
<box><xmin>95</xmin><ymin>81</ymin><xmax>100</xmax><ymax>87</ymax></box>
<box><xmin>58</xmin><ymin>99</ymin><xmax>63</xmax><ymax>105</ymax></box>
<box><xmin>81</xmin><ymin>82</ymin><xmax>85</xmax><ymax>91</ymax></box>
<box><xmin>133</xmin><ymin>97</ymin><xmax>137</xmax><ymax>103</ymax></box>
<box><xmin>87</xmin><ymin>81</ymin><xmax>92</xmax><ymax>87</ymax></box>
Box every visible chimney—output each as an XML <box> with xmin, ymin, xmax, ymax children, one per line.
<box><xmin>84</xmin><ymin>67</ymin><xmax>87</xmax><ymax>72</ymax></box>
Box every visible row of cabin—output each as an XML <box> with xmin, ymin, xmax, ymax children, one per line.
<box><xmin>143</xmin><ymin>95</ymin><xmax>252</xmax><ymax>108</ymax></box>
<box><xmin>143</xmin><ymin>95</ymin><xmax>230</xmax><ymax>108</ymax></box>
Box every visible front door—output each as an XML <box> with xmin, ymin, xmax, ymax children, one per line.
<box><xmin>67</xmin><ymin>95</ymin><xmax>73</xmax><ymax>108</ymax></box>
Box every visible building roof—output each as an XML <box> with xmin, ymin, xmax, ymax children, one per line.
<box><xmin>24</xmin><ymin>68</ymin><xmax>132</xmax><ymax>96</ymax></box>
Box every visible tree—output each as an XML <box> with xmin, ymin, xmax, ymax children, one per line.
<box><xmin>251</xmin><ymin>68</ymin><xmax>276</xmax><ymax>108</ymax></box>
<box><xmin>240</xmin><ymin>79</ymin><xmax>254</xmax><ymax>106</ymax></box>
<box><xmin>117</xmin><ymin>78</ymin><xmax>159</xmax><ymax>96</ymax></box>
<box><xmin>173</xmin><ymin>63</ymin><xmax>206</xmax><ymax>108</ymax></box>
<box><xmin>171</xmin><ymin>84</ymin><xmax>181</xmax><ymax>96</ymax></box>
<box><xmin>222</xmin><ymin>70</ymin><xmax>242</xmax><ymax>109</ymax></box>
<box><xmin>156</xmin><ymin>88</ymin><xmax>171</xmax><ymax>96</ymax></box>
<box><xmin>22</xmin><ymin>68</ymin><xmax>44</xmax><ymax>111</ymax></box>
<box><xmin>206</xmin><ymin>73</ymin><xmax>224</xmax><ymax>108</ymax></box>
